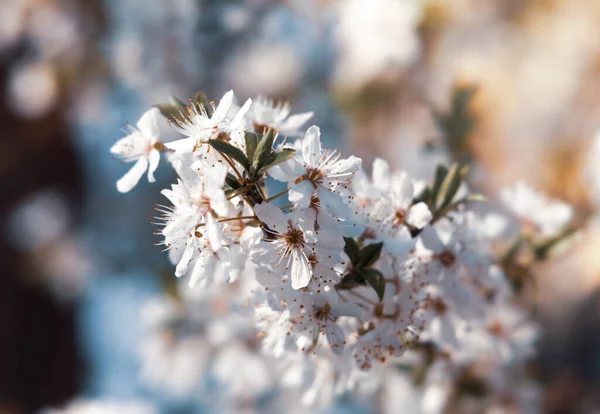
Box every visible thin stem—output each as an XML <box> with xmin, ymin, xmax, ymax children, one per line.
<box><xmin>218</xmin><ymin>215</ymin><xmax>256</xmax><ymax>223</ymax></box>
<box><xmin>220</xmin><ymin>152</ymin><xmax>244</xmax><ymax>182</ymax></box>
<box><xmin>279</xmin><ymin>204</ymin><xmax>294</xmax><ymax>210</ymax></box>
<box><xmin>266</xmin><ymin>188</ymin><xmax>289</xmax><ymax>202</ymax></box>
<box><xmin>227</xmin><ymin>185</ymin><xmax>251</xmax><ymax>200</ymax></box>
<box><xmin>194</xmin><ymin>215</ymin><xmax>256</xmax><ymax>227</ymax></box>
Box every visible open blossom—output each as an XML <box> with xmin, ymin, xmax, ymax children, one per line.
<box><xmin>246</xmin><ymin>95</ymin><xmax>314</xmax><ymax>136</ymax></box>
<box><xmin>274</xmin><ymin>125</ymin><xmax>362</xmax><ymax>209</ymax></box>
<box><xmin>252</xmin><ymin>202</ymin><xmax>317</xmax><ymax>289</ymax></box>
<box><xmin>501</xmin><ymin>180</ymin><xmax>572</xmax><ymax>236</ymax></box>
<box><xmin>167</xmin><ymin>90</ymin><xmax>251</xmax><ymax>153</ymax></box>
<box><xmin>371</xmin><ymin>158</ymin><xmax>432</xmax><ymax>230</ymax></box>
<box><xmin>110</xmin><ymin>107</ymin><xmax>162</xmax><ymax>193</ymax></box>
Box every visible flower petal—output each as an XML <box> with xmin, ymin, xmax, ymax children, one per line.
<box><xmin>291</xmin><ymin>249</ymin><xmax>311</xmax><ymax>289</ymax></box>
<box><xmin>116</xmin><ymin>157</ymin><xmax>148</xmax><ymax>193</ymax></box>
<box><xmin>175</xmin><ymin>237</ymin><xmax>195</xmax><ymax>277</ymax></box>
<box><xmin>254</xmin><ymin>202</ymin><xmax>288</xmax><ymax>233</ymax></box>
<box><xmin>280</xmin><ymin>112</ymin><xmax>313</xmax><ymax>135</ymax></box>
<box><xmin>325</xmin><ymin>321</ymin><xmax>345</xmax><ymax>355</ymax></box>
<box><xmin>289</xmin><ymin>180</ymin><xmax>315</xmax><ymax>209</ymax></box>
<box><xmin>164</xmin><ymin>137</ymin><xmax>196</xmax><ymax>153</ymax></box>
<box><xmin>371</xmin><ymin>158</ymin><xmax>390</xmax><ymax>191</ymax></box>
<box><xmin>147</xmin><ymin>149</ymin><xmax>160</xmax><ymax>183</ymax></box>
<box><xmin>328</xmin><ymin>155</ymin><xmax>362</xmax><ymax>176</ymax></box>
<box><xmin>211</xmin><ymin>90</ymin><xmax>234</xmax><ymax>124</ymax></box>
<box><xmin>205</xmin><ymin>214</ymin><xmax>223</xmax><ymax>252</ymax></box>
<box><xmin>136</xmin><ymin>107</ymin><xmax>161</xmax><ymax>139</ymax></box>
<box><xmin>419</xmin><ymin>225</ymin><xmax>445</xmax><ymax>254</ymax></box>
<box><xmin>406</xmin><ymin>202</ymin><xmax>432</xmax><ymax>229</ymax></box>
<box><xmin>302</xmin><ymin>125</ymin><xmax>322</xmax><ymax>166</ymax></box>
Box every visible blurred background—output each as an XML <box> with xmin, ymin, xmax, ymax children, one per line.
<box><xmin>3</xmin><ymin>0</ymin><xmax>600</xmax><ymax>412</ymax></box>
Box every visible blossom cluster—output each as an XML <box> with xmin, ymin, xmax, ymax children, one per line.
<box><xmin>110</xmin><ymin>90</ymin><xmax>574</xmax><ymax>413</ymax></box>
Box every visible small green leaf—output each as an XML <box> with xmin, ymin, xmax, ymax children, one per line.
<box><xmin>431</xmin><ymin>165</ymin><xmax>448</xmax><ymax>201</ymax></box>
<box><xmin>257</xmin><ymin>149</ymin><xmax>296</xmax><ymax>176</ymax></box>
<box><xmin>435</xmin><ymin>163</ymin><xmax>463</xmax><ymax>211</ymax></box>
<box><xmin>208</xmin><ymin>139</ymin><xmax>250</xmax><ymax>170</ymax></box>
<box><xmin>253</xmin><ymin>128</ymin><xmax>275</xmax><ymax>169</ymax></box>
<box><xmin>533</xmin><ymin>227</ymin><xmax>578</xmax><ymax>261</ymax></box>
<box><xmin>155</xmin><ymin>103</ymin><xmax>183</xmax><ymax>121</ymax></box>
<box><xmin>225</xmin><ymin>173</ymin><xmax>242</xmax><ymax>190</ymax></box>
<box><xmin>254</xmin><ymin>180</ymin><xmax>268</xmax><ymax>201</ymax></box>
<box><xmin>193</xmin><ymin>91</ymin><xmax>209</xmax><ymax>110</ymax></box>
<box><xmin>440</xmin><ymin>193</ymin><xmax>487</xmax><ymax>217</ymax></box>
<box><xmin>343</xmin><ymin>237</ymin><xmax>360</xmax><ymax>264</ymax></box>
<box><xmin>169</xmin><ymin>96</ymin><xmax>187</xmax><ymax>109</ymax></box>
<box><xmin>335</xmin><ymin>273</ymin><xmax>362</xmax><ymax>290</ymax></box>
<box><xmin>245</xmin><ymin>132</ymin><xmax>259</xmax><ymax>161</ymax></box>
<box><xmin>358</xmin><ymin>241</ymin><xmax>383</xmax><ymax>268</ymax></box>
<box><xmin>413</xmin><ymin>187</ymin><xmax>432</xmax><ymax>207</ymax></box>
<box><xmin>361</xmin><ymin>268</ymin><xmax>386</xmax><ymax>301</ymax></box>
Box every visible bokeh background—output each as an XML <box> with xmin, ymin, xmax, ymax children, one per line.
<box><xmin>3</xmin><ymin>0</ymin><xmax>600</xmax><ymax>412</ymax></box>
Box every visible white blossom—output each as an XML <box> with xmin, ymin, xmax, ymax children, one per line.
<box><xmin>110</xmin><ymin>107</ymin><xmax>162</xmax><ymax>193</ymax></box>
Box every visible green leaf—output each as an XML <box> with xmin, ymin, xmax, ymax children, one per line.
<box><xmin>257</xmin><ymin>149</ymin><xmax>296</xmax><ymax>176</ymax></box>
<box><xmin>343</xmin><ymin>237</ymin><xmax>360</xmax><ymax>264</ymax></box>
<box><xmin>193</xmin><ymin>91</ymin><xmax>209</xmax><ymax>111</ymax></box>
<box><xmin>358</xmin><ymin>241</ymin><xmax>383</xmax><ymax>268</ymax></box>
<box><xmin>169</xmin><ymin>96</ymin><xmax>187</xmax><ymax>109</ymax></box>
<box><xmin>225</xmin><ymin>173</ymin><xmax>242</xmax><ymax>190</ymax></box>
<box><xmin>440</xmin><ymin>193</ymin><xmax>487</xmax><ymax>217</ymax></box>
<box><xmin>431</xmin><ymin>165</ymin><xmax>448</xmax><ymax>201</ymax></box>
<box><xmin>413</xmin><ymin>187</ymin><xmax>432</xmax><ymax>207</ymax></box>
<box><xmin>155</xmin><ymin>103</ymin><xmax>183</xmax><ymax>121</ymax></box>
<box><xmin>253</xmin><ymin>128</ymin><xmax>275</xmax><ymax>169</ymax></box>
<box><xmin>533</xmin><ymin>227</ymin><xmax>578</xmax><ymax>261</ymax></box>
<box><xmin>254</xmin><ymin>180</ymin><xmax>268</xmax><ymax>201</ymax></box>
<box><xmin>245</xmin><ymin>132</ymin><xmax>259</xmax><ymax>161</ymax></box>
<box><xmin>208</xmin><ymin>139</ymin><xmax>250</xmax><ymax>170</ymax></box>
<box><xmin>435</xmin><ymin>163</ymin><xmax>463</xmax><ymax>211</ymax></box>
<box><xmin>361</xmin><ymin>268</ymin><xmax>386</xmax><ymax>301</ymax></box>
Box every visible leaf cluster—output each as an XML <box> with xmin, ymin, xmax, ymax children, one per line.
<box><xmin>415</xmin><ymin>163</ymin><xmax>485</xmax><ymax>226</ymax></box>
<box><xmin>336</xmin><ymin>237</ymin><xmax>386</xmax><ymax>301</ymax></box>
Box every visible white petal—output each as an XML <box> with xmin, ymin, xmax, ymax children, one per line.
<box><xmin>175</xmin><ymin>238</ymin><xmax>195</xmax><ymax>277</ymax></box>
<box><xmin>371</xmin><ymin>158</ymin><xmax>390</xmax><ymax>191</ymax></box>
<box><xmin>116</xmin><ymin>157</ymin><xmax>148</xmax><ymax>193</ymax></box>
<box><xmin>384</xmin><ymin>237</ymin><xmax>416</xmax><ymax>256</ymax></box>
<box><xmin>293</xmin><ymin>208</ymin><xmax>316</xmax><ymax>238</ymax></box>
<box><xmin>280</xmin><ymin>112</ymin><xmax>314</xmax><ymax>135</ymax></box>
<box><xmin>189</xmin><ymin>252</ymin><xmax>217</xmax><ymax>287</ymax></box>
<box><xmin>204</xmin><ymin>162</ymin><xmax>228</xmax><ymax>190</ymax></box>
<box><xmin>268</xmin><ymin>164</ymin><xmax>293</xmax><ymax>182</ymax></box>
<box><xmin>302</xmin><ymin>125</ymin><xmax>322</xmax><ymax>166</ymax></box>
<box><xmin>325</xmin><ymin>321</ymin><xmax>345</xmax><ymax>355</ymax></box>
<box><xmin>328</xmin><ymin>155</ymin><xmax>362</xmax><ymax>176</ymax></box>
<box><xmin>136</xmin><ymin>107</ymin><xmax>161</xmax><ymax>139</ymax></box>
<box><xmin>419</xmin><ymin>225</ymin><xmax>445</xmax><ymax>254</ymax></box>
<box><xmin>209</xmin><ymin>190</ymin><xmax>229</xmax><ymax>217</ymax></box>
<box><xmin>254</xmin><ymin>202</ymin><xmax>288</xmax><ymax>233</ymax></box>
<box><xmin>291</xmin><ymin>249</ymin><xmax>311</xmax><ymax>289</ymax></box>
<box><xmin>164</xmin><ymin>137</ymin><xmax>196</xmax><ymax>153</ymax></box>
<box><xmin>331</xmin><ymin>302</ymin><xmax>364</xmax><ymax>318</ymax></box>
<box><xmin>211</xmin><ymin>90</ymin><xmax>234</xmax><ymax>124</ymax></box>
<box><xmin>289</xmin><ymin>180</ymin><xmax>315</xmax><ymax>209</ymax></box>
<box><xmin>230</xmin><ymin>98</ymin><xmax>252</xmax><ymax>130</ymax></box>
<box><xmin>317</xmin><ymin>187</ymin><xmax>351</xmax><ymax>219</ymax></box>
<box><xmin>147</xmin><ymin>149</ymin><xmax>160</xmax><ymax>183</ymax></box>
<box><xmin>406</xmin><ymin>202</ymin><xmax>432</xmax><ymax>229</ymax></box>
<box><xmin>391</xmin><ymin>172</ymin><xmax>414</xmax><ymax>207</ymax></box>
<box><xmin>206</xmin><ymin>214</ymin><xmax>223</xmax><ymax>252</ymax></box>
